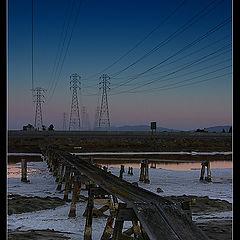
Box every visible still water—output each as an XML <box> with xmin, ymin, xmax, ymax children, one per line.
<box><xmin>7</xmin><ymin>153</ymin><xmax>232</xmax><ymax>178</ymax></box>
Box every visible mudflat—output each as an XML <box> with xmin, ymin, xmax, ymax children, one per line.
<box><xmin>8</xmin><ymin>194</ymin><xmax>232</xmax><ymax>240</ymax></box>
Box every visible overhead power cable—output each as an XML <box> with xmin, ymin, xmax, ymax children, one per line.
<box><xmin>110</xmin><ymin>16</ymin><xmax>231</xmax><ymax>92</ymax></box>
<box><xmin>46</xmin><ymin>0</ymin><xmax>84</xmax><ymax>104</ymax></box>
<box><xmin>83</xmin><ymin>0</ymin><xmax>187</xmax><ymax>81</ymax></box>
<box><xmin>110</xmin><ymin>34</ymin><xmax>231</xmax><ymax>87</ymax></box>
<box><xmin>111</xmin><ymin>64</ymin><xmax>231</xmax><ymax>95</ymax></box>
<box><xmin>130</xmin><ymin>72</ymin><xmax>232</xmax><ymax>94</ymax></box>
<box><xmin>47</xmin><ymin>0</ymin><xmax>74</xmax><ymax>93</ymax></box>
<box><xmin>110</xmin><ymin>0</ymin><xmax>224</xmax><ymax>78</ymax></box>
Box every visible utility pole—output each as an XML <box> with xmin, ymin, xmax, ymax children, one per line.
<box><xmin>98</xmin><ymin>74</ymin><xmax>110</xmax><ymax>129</ymax></box>
<box><xmin>62</xmin><ymin>112</ymin><xmax>67</xmax><ymax>130</ymax></box>
<box><xmin>33</xmin><ymin>87</ymin><xmax>46</xmax><ymax>130</ymax></box>
<box><xmin>69</xmin><ymin>73</ymin><xmax>81</xmax><ymax>130</ymax></box>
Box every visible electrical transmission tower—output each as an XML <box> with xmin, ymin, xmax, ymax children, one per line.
<box><xmin>33</xmin><ymin>87</ymin><xmax>46</xmax><ymax>130</ymax></box>
<box><xmin>62</xmin><ymin>112</ymin><xmax>67</xmax><ymax>130</ymax></box>
<box><xmin>98</xmin><ymin>74</ymin><xmax>110</xmax><ymax>129</ymax></box>
<box><xmin>69</xmin><ymin>73</ymin><xmax>81</xmax><ymax>130</ymax></box>
<box><xmin>81</xmin><ymin>106</ymin><xmax>91</xmax><ymax>130</ymax></box>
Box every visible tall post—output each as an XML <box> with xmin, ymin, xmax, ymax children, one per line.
<box><xmin>68</xmin><ymin>178</ymin><xmax>79</xmax><ymax>218</ymax></box>
<box><xmin>139</xmin><ymin>161</ymin><xmax>145</xmax><ymax>182</ymax></box>
<box><xmin>200</xmin><ymin>162</ymin><xmax>205</xmax><ymax>181</ymax></box>
<box><xmin>21</xmin><ymin>159</ymin><xmax>29</xmax><ymax>183</ymax></box>
<box><xmin>69</xmin><ymin>73</ymin><xmax>81</xmax><ymax>130</ymax></box>
<box><xmin>144</xmin><ymin>159</ymin><xmax>150</xmax><ymax>184</ymax></box>
<box><xmin>205</xmin><ymin>160</ymin><xmax>212</xmax><ymax>182</ymax></box>
<box><xmin>84</xmin><ymin>184</ymin><xmax>95</xmax><ymax>240</ymax></box>
<box><xmin>98</xmin><ymin>74</ymin><xmax>110</xmax><ymax>130</ymax></box>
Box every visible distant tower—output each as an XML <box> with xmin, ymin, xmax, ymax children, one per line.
<box><xmin>81</xmin><ymin>106</ymin><xmax>87</xmax><ymax>130</ymax></box>
<box><xmin>94</xmin><ymin>106</ymin><xmax>100</xmax><ymax>130</ymax></box>
<box><xmin>69</xmin><ymin>73</ymin><xmax>81</xmax><ymax>130</ymax></box>
<box><xmin>81</xmin><ymin>106</ymin><xmax>91</xmax><ymax>130</ymax></box>
<box><xmin>33</xmin><ymin>87</ymin><xmax>46</xmax><ymax>130</ymax></box>
<box><xmin>62</xmin><ymin>112</ymin><xmax>67</xmax><ymax>130</ymax></box>
<box><xmin>98</xmin><ymin>74</ymin><xmax>110</xmax><ymax>129</ymax></box>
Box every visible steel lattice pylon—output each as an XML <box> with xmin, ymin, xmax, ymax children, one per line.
<box><xmin>98</xmin><ymin>74</ymin><xmax>110</xmax><ymax>129</ymax></box>
<box><xmin>69</xmin><ymin>73</ymin><xmax>81</xmax><ymax>130</ymax></box>
<box><xmin>33</xmin><ymin>87</ymin><xmax>46</xmax><ymax>130</ymax></box>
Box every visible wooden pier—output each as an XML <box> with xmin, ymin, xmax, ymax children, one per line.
<box><xmin>40</xmin><ymin>144</ymin><xmax>209</xmax><ymax>240</ymax></box>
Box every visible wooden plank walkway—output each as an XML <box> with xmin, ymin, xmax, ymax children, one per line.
<box><xmin>41</xmin><ymin>144</ymin><xmax>209</xmax><ymax>240</ymax></box>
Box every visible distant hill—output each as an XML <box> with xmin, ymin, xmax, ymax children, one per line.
<box><xmin>189</xmin><ymin>125</ymin><xmax>231</xmax><ymax>133</ymax></box>
<box><xmin>99</xmin><ymin>124</ymin><xmax>232</xmax><ymax>132</ymax></box>
<box><xmin>204</xmin><ymin>125</ymin><xmax>231</xmax><ymax>133</ymax></box>
<box><xmin>108</xmin><ymin>125</ymin><xmax>181</xmax><ymax>132</ymax></box>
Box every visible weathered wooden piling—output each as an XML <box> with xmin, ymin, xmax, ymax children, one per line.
<box><xmin>112</xmin><ymin>203</ymin><xmax>127</xmax><ymax>239</ymax></box>
<box><xmin>128</xmin><ymin>167</ymin><xmax>133</xmax><ymax>175</ymax></box>
<box><xmin>144</xmin><ymin>159</ymin><xmax>150</xmax><ymax>184</ymax></box>
<box><xmin>139</xmin><ymin>160</ymin><xmax>150</xmax><ymax>183</ymax></box>
<box><xmin>21</xmin><ymin>159</ymin><xmax>29</xmax><ymax>183</ymax></box>
<box><xmin>55</xmin><ymin>163</ymin><xmax>63</xmax><ymax>182</ymax></box>
<box><xmin>200</xmin><ymin>160</ymin><xmax>211</xmax><ymax>182</ymax></box>
<box><xmin>56</xmin><ymin>165</ymin><xmax>65</xmax><ymax>191</ymax></box>
<box><xmin>84</xmin><ymin>184</ymin><xmax>95</xmax><ymax>240</ymax></box>
<box><xmin>205</xmin><ymin>160</ymin><xmax>212</xmax><ymax>182</ymax></box>
<box><xmin>63</xmin><ymin>168</ymin><xmax>72</xmax><ymax>201</ymax></box>
<box><xmin>200</xmin><ymin>162</ymin><xmax>205</xmax><ymax>181</ymax></box>
<box><xmin>139</xmin><ymin>161</ymin><xmax>145</xmax><ymax>181</ymax></box>
<box><xmin>68</xmin><ymin>177</ymin><xmax>79</xmax><ymax>218</ymax></box>
<box><xmin>119</xmin><ymin>165</ymin><xmax>124</xmax><ymax>179</ymax></box>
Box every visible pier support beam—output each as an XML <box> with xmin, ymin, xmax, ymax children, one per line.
<box><xmin>68</xmin><ymin>177</ymin><xmax>80</xmax><ymax>218</ymax></box>
<box><xmin>119</xmin><ymin>165</ymin><xmax>124</xmax><ymax>179</ymax></box>
<box><xmin>200</xmin><ymin>160</ymin><xmax>212</xmax><ymax>182</ymax></box>
<box><xmin>21</xmin><ymin>159</ymin><xmax>30</xmax><ymax>183</ymax></box>
<box><xmin>139</xmin><ymin>161</ymin><xmax>145</xmax><ymax>181</ymax></box>
<box><xmin>144</xmin><ymin>159</ymin><xmax>150</xmax><ymax>184</ymax></box>
<box><xmin>84</xmin><ymin>184</ymin><xmax>95</xmax><ymax>240</ymax></box>
<box><xmin>139</xmin><ymin>160</ymin><xmax>150</xmax><ymax>183</ymax></box>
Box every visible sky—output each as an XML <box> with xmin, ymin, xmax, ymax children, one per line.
<box><xmin>7</xmin><ymin>0</ymin><xmax>232</xmax><ymax>130</ymax></box>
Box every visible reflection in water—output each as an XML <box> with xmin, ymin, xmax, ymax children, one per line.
<box><xmin>7</xmin><ymin>163</ymin><xmax>42</xmax><ymax>178</ymax></box>
<box><xmin>100</xmin><ymin>161</ymin><xmax>232</xmax><ymax>171</ymax></box>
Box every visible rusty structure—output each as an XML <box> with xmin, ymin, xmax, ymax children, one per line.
<box><xmin>40</xmin><ymin>144</ymin><xmax>209</xmax><ymax>240</ymax></box>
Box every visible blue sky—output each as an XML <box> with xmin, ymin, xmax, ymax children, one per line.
<box><xmin>8</xmin><ymin>0</ymin><xmax>232</xmax><ymax>130</ymax></box>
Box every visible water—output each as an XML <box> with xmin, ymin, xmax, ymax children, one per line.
<box><xmin>7</xmin><ymin>156</ymin><xmax>232</xmax><ymax>239</ymax></box>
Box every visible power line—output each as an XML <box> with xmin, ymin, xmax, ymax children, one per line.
<box><xmin>110</xmin><ymin>16</ymin><xmax>231</xmax><ymax>92</ymax></box>
<box><xmin>47</xmin><ymin>0</ymin><xmax>77</xmax><ymax>99</ymax></box>
<box><xmin>119</xmin><ymin>64</ymin><xmax>232</xmax><ymax>95</ymax></box>
<box><xmin>47</xmin><ymin>0</ymin><xmax>83</xmax><ymax>104</ymax></box>
<box><xmin>31</xmin><ymin>0</ymin><xmax>34</xmax><ymax>93</ymax></box>
<box><xmin>110</xmin><ymin>0</ymin><xmax>224</xmax><ymax>78</ymax></box>
<box><xmin>144</xmin><ymin>72</ymin><xmax>232</xmax><ymax>93</ymax></box>
<box><xmin>117</xmin><ymin>54</ymin><xmax>231</xmax><ymax>89</ymax></box>
<box><xmin>110</xmin><ymin>34</ymin><xmax>231</xmax><ymax>87</ymax></box>
<box><xmin>84</xmin><ymin>0</ymin><xmax>187</xmax><ymax>80</ymax></box>
<box><xmin>47</xmin><ymin>0</ymin><xmax>74</xmax><ymax>93</ymax></box>
<box><xmin>110</xmin><ymin>43</ymin><xmax>231</xmax><ymax>95</ymax></box>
